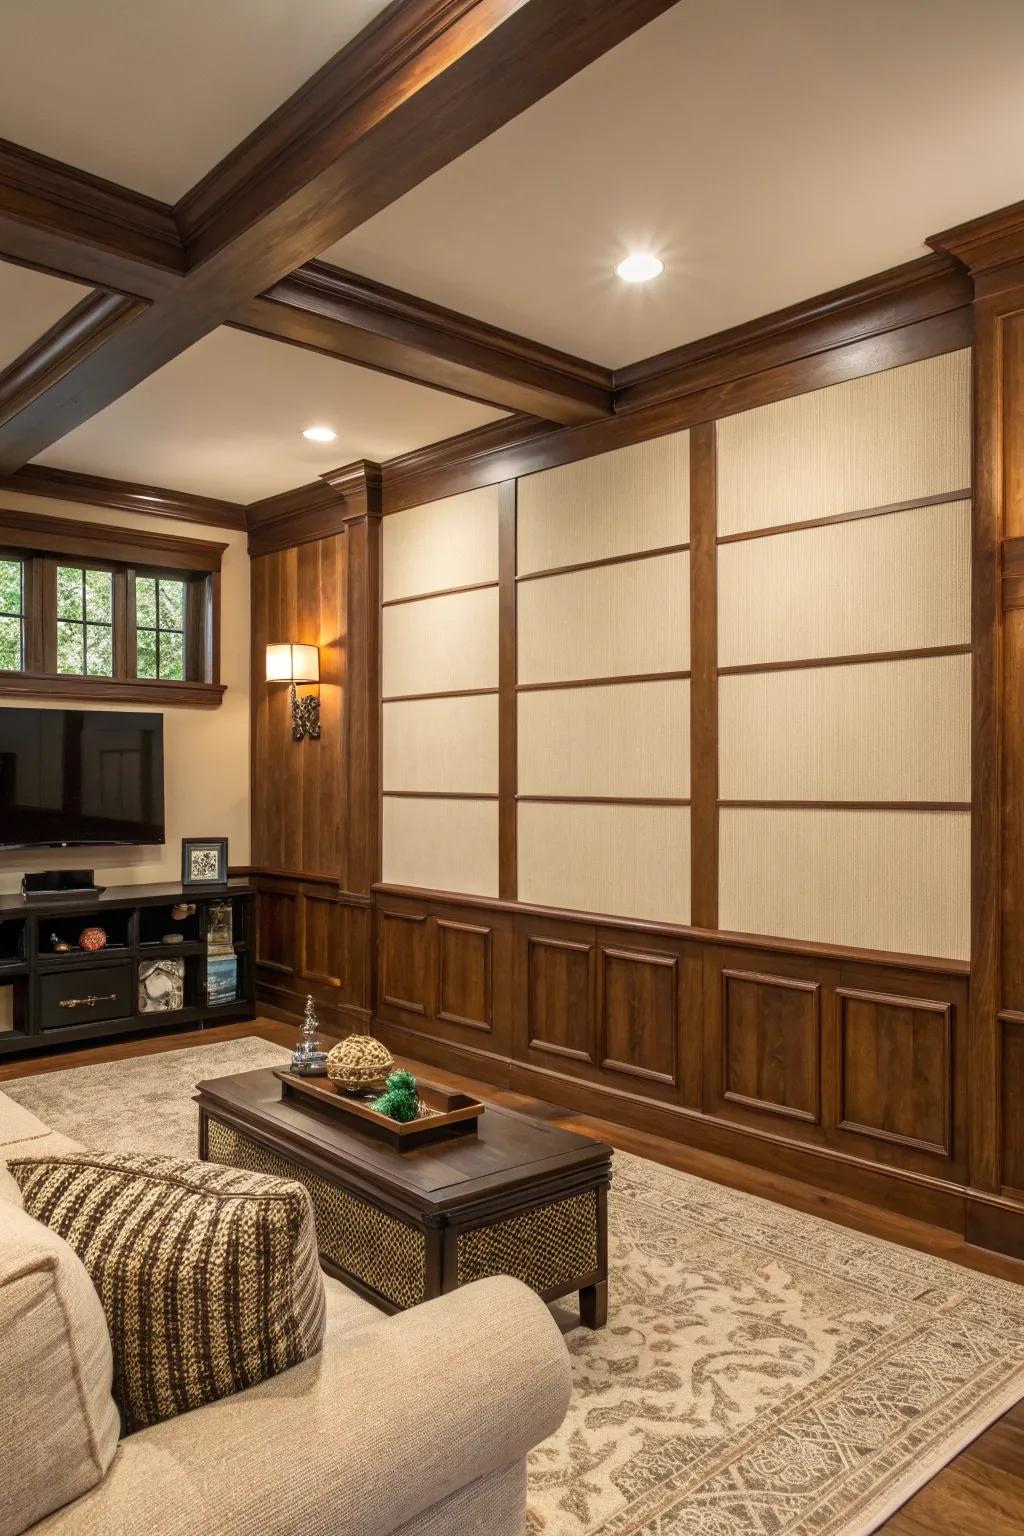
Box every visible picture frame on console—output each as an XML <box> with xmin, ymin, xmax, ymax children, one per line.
<box><xmin>181</xmin><ymin>837</ymin><xmax>229</xmax><ymax>888</ymax></box>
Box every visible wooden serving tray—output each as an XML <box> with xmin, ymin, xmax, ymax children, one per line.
<box><xmin>273</xmin><ymin>1070</ymin><xmax>484</xmax><ymax>1150</ymax></box>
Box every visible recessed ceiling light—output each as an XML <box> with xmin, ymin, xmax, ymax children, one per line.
<box><xmin>302</xmin><ymin>425</ymin><xmax>336</xmax><ymax>443</ymax></box>
<box><xmin>616</xmin><ymin>253</ymin><xmax>664</xmax><ymax>284</ymax></box>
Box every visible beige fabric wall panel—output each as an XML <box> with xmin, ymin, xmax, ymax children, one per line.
<box><xmin>383</xmin><ymin>695</ymin><xmax>499</xmax><ymax>794</ymax></box>
<box><xmin>518</xmin><ymin>802</ymin><xmax>690</xmax><ymax>924</ymax></box>
<box><xmin>719</xmin><ymin>654</ymin><xmax>970</xmax><ymax>802</ymax></box>
<box><xmin>717</xmin><ymin>501</ymin><xmax>970</xmax><ymax>668</ymax></box>
<box><xmin>719</xmin><ymin>807</ymin><xmax>970</xmax><ymax>960</ymax></box>
<box><xmin>517</xmin><ymin>432</ymin><xmax>689</xmax><ymax>574</ymax></box>
<box><xmin>717</xmin><ymin>349</ymin><xmax>970</xmax><ymax>535</ymax></box>
<box><xmin>518</xmin><ymin>679</ymin><xmax>690</xmax><ymax>798</ymax></box>
<box><xmin>518</xmin><ymin>551</ymin><xmax>689</xmax><ymax>685</ymax></box>
<box><xmin>382</xmin><ymin>796</ymin><xmax>498</xmax><ymax>898</ymax></box>
<box><xmin>382</xmin><ymin>486</ymin><xmax>499</xmax><ymax>600</ymax></box>
<box><xmin>382</xmin><ymin>586</ymin><xmax>498</xmax><ymax>697</ymax></box>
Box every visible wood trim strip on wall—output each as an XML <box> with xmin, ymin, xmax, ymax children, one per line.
<box><xmin>382</xmin><ymin>685</ymin><xmax>500</xmax><ymax>703</ymax></box>
<box><xmin>718</xmin><ymin>643</ymin><xmax>972</xmax><ymax>677</ymax></box>
<box><xmin>689</xmin><ymin>421</ymin><xmax>719</xmax><ymax>927</ymax></box>
<box><xmin>518</xmin><ymin>795</ymin><xmax>691</xmax><ymax>807</ymax></box>
<box><xmin>383</xmin><ymin>790</ymin><xmax>499</xmax><ymax>800</ymax></box>
<box><xmin>381</xmin><ymin>578</ymin><xmax>499</xmax><ymax>608</ymax></box>
<box><xmin>715</xmin><ymin>488</ymin><xmax>973</xmax><ymax>545</ymax></box>
<box><xmin>515</xmin><ymin>541</ymin><xmax>691</xmax><ymax>584</ymax></box>
<box><xmin>498</xmin><ymin>480</ymin><xmax>518</xmax><ymax>901</ymax></box>
<box><xmin>516</xmin><ymin>668</ymin><xmax>692</xmax><ymax>692</ymax></box>
<box><xmin>719</xmin><ymin>799</ymin><xmax>972</xmax><ymax>812</ymax></box>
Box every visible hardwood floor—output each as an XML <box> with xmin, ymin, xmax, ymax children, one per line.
<box><xmin>2</xmin><ymin>1015</ymin><xmax>1022</xmax><ymax>1535</ymax></box>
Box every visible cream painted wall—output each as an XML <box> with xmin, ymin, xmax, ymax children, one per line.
<box><xmin>0</xmin><ymin>490</ymin><xmax>250</xmax><ymax>893</ymax></box>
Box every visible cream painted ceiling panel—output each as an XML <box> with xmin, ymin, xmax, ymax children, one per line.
<box><xmin>719</xmin><ymin>807</ymin><xmax>969</xmax><ymax>960</ymax></box>
<box><xmin>382</xmin><ymin>587</ymin><xmax>498</xmax><ymax>699</ymax></box>
<box><xmin>717</xmin><ymin>502</ymin><xmax>970</xmax><ymax>668</ymax></box>
<box><xmin>383</xmin><ymin>797</ymin><xmax>498</xmax><ymax>899</ymax></box>
<box><xmin>519</xmin><ymin>680</ymin><xmax>689</xmax><ymax>799</ymax></box>
<box><xmin>518</xmin><ymin>552</ymin><xmax>689</xmax><ymax>685</ymax></box>
<box><xmin>0</xmin><ymin>261</ymin><xmax>89</xmax><ymax>372</ymax></box>
<box><xmin>383</xmin><ymin>695</ymin><xmax>498</xmax><ymax>794</ymax></box>
<box><xmin>717</xmin><ymin>351</ymin><xmax>970</xmax><ymax>536</ymax></box>
<box><xmin>33</xmin><ymin>328</ymin><xmax>505</xmax><ymax>503</ymax></box>
<box><xmin>383</xmin><ymin>487</ymin><xmax>499</xmax><ymax>601</ymax></box>
<box><xmin>0</xmin><ymin>1</ymin><xmax>387</xmax><ymax>201</ymax></box>
<box><xmin>517</xmin><ymin>434</ymin><xmax>689</xmax><ymax>575</ymax></box>
<box><xmin>519</xmin><ymin>802</ymin><xmax>690</xmax><ymax>925</ymax></box>
<box><xmin>323</xmin><ymin>0</ymin><xmax>1024</xmax><ymax>366</ymax></box>
<box><xmin>719</xmin><ymin>655</ymin><xmax>970</xmax><ymax>802</ymax></box>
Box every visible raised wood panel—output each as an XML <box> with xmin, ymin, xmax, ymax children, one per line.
<box><xmin>517</xmin><ymin>551</ymin><xmax>689</xmax><ymax>685</ymax></box>
<box><xmin>600</xmin><ymin>946</ymin><xmax>678</xmax><ymax>1085</ymax></box>
<box><xmin>722</xmin><ymin>969</ymin><xmax>821</xmax><ymax>1122</ymax></box>
<box><xmin>518</xmin><ymin>802</ymin><xmax>690</xmax><ymax>925</ymax></box>
<box><xmin>518</xmin><ymin>679</ymin><xmax>689</xmax><ymax>798</ymax></box>
<box><xmin>527</xmin><ymin>935</ymin><xmax>595</xmax><ymax>1064</ymax></box>
<box><xmin>717</xmin><ymin>348</ymin><xmax>970</xmax><ymax>536</ymax></box>
<box><xmin>382</xmin><ymin>486</ymin><xmax>500</xmax><ymax>600</ymax></box>
<box><xmin>382</xmin><ymin>797</ymin><xmax>499</xmax><ymax>898</ymax></box>
<box><xmin>251</xmin><ymin>536</ymin><xmax>345</xmax><ymax>879</ymax></box>
<box><xmin>301</xmin><ymin>894</ymin><xmax>340</xmax><ymax>986</ymax></box>
<box><xmin>1001</xmin><ymin>1014</ymin><xmax>1024</xmax><ymax>1195</ymax></box>
<box><xmin>719</xmin><ymin>654</ymin><xmax>970</xmax><ymax>802</ymax></box>
<box><xmin>436</xmin><ymin>919</ymin><xmax>492</xmax><ymax>1032</ymax></box>
<box><xmin>717</xmin><ymin>501</ymin><xmax>970</xmax><ymax>668</ymax></box>
<box><xmin>719</xmin><ymin>808</ymin><xmax>970</xmax><ymax>961</ymax></box>
<box><xmin>383</xmin><ymin>694</ymin><xmax>498</xmax><ymax>793</ymax></box>
<box><xmin>516</xmin><ymin>431</ymin><xmax>689</xmax><ymax>574</ymax></box>
<box><xmin>379</xmin><ymin>909</ymin><xmax>432</xmax><ymax>1017</ymax></box>
<box><xmin>838</xmin><ymin>988</ymin><xmax>952</xmax><ymax>1156</ymax></box>
<box><xmin>382</xmin><ymin>586</ymin><xmax>498</xmax><ymax>697</ymax></box>
<box><xmin>256</xmin><ymin>890</ymin><xmax>297</xmax><ymax>975</ymax></box>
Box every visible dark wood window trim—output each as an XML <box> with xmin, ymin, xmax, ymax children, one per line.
<box><xmin>0</xmin><ymin>507</ymin><xmax>228</xmax><ymax>707</ymax></box>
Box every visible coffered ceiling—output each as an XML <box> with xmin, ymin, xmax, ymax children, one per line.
<box><xmin>0</xmin><ymin>261</ymin><xmax>88</xmax><ymax>372</ymax></box>
<box><xmin>0</xmin><ymin>0</ymin><xmax>388</xmax><ymax>202</ymax></box>
<box><xmin>324</xmin><ymin>0</ymin><xmax>1024</xmax><ymax>366</ymax></box>
<box><xmin>32</xmin><ymin>325</ymin><xmax>506</xmax><ymax>503</ymax></box>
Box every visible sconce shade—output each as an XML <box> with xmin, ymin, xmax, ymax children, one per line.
<box><xmin>266</xmin><ymin>642</ymin><xmax>319</xmax><ymax>684</ymax></box>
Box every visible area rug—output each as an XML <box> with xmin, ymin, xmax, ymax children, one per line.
<box><xmin>7</xmin><ymin>1037</ymin><xmax>1024</xmax><ymax>1536</ymax></box>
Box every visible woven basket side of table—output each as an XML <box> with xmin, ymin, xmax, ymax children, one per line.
<box><xmin>206</xmin><ymin>1117</ymin><xmax>427</xmax><ymax>1310</ymax></box>
<box><xmin>456</xmin><ymin>1188</ymin><xmax>599</xmax><ymax>1293</ymax></box>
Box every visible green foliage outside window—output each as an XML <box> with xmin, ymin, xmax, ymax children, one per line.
<box><xmin>136</xmin><ymin>575</ymin><xmax>185</xmax><ymax>680</ymax></box>
<box><xmin>56</xmin><ymin>566</ymin><xmax>113</xmax><ymax>677</ymax></box>
<box><xmin>0</xmin><ymin>559</ymin><xmax>23</xmax><ymax>671</ymax></box>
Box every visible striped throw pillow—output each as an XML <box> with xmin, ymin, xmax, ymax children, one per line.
<box><xmin>10</xmin><ymin>1151</ymin><xmax>326</xmax><ymax>1433</ymax></box>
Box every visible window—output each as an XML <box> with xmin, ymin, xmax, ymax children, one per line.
<box><xmin>56</xmin><ymin>565</ymin><xmax>114</xmax><ymax>677</ymax></box>
<box><xmin>0</xmin><ymin>559</ymin><xmax>24</xmax><ymax>671</ymax></box>
<box><xmin>0</xmin><ymin>509</ymin><xmax>226</xmax><ymax>706</ymax></box>
<box><xmin>135</xmin><ymin>575</ymin><xmax>185</xmax><ymax>681</ymax></box>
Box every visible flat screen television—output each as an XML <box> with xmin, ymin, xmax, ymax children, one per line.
<box><xmin>0</xmin><ymin>707</ymin><xmax>165</xmax><ymax>850</ymax></box>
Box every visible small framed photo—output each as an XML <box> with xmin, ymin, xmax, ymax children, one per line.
<box><xmin>181</xmin><ymin>837</ymin><xmax>229</xmax><ymax>888</ymax></box>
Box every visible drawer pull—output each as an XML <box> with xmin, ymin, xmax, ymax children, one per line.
<box><xmin>58</xmin><ymin>993</ymin><xmax>118</xmax><ymax>1009</ymax></box>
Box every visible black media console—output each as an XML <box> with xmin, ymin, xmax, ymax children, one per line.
<box><xmin>0</xmin><ymin>879</ymin><xmax>255</xmax><ymax>1056</ymax></box>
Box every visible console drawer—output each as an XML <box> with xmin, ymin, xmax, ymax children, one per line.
<box><xmin>39</xmin><ymin>964</ymin><xmax>133</xmax><ymax>1029</ymax></box>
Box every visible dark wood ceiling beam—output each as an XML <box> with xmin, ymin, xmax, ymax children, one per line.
<box><xmin>0</xmin><ymin>464</ymin><xmax>246</xmax><ymax>530</ymax></box>
<box><xmin>234</xmin><ymin>261</ymin><xmax>612</xmax><ymax>424</ymax></box>
<box><xmin>0</xmin><ymin>139</ymin><xmax>183</xmax><ymax>298</ymax></box>
<box><xmin>0</xmin><ymin>0</ymin><xmax>673</xmax><ymax>473</ymax></box>
<box><xmin>0</xmin><ymin>289</ymin><xmax>146</xmax><ymax>428</ymax></box>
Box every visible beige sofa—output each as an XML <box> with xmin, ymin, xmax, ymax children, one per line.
<box><xmin>0</xmin><ymin>1089</ymin><xmax>573</xmax><ymax>1536</ymax></box>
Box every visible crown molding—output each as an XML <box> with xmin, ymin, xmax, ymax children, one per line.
<box><xmin>246</xmin><ymin>459</ymin><xmax>384</xmax><ymax>555</ymax></box>
<box><xmin>0</xmin><ymin>464</ymin><xmax>246</xmax><ymax>530</ymax></box>
<box><xmin>928</xmin><ymin>199</ymin><xmax>1024</xmax><ymax>296</ymax></box>
<box><xmin>613</xmin><ymin>252</ymin><xmax>971</xmax><ymax>413</ymax></box>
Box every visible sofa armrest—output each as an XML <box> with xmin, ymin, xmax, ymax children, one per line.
<box><xmin>34</xmin><ymin>1276</ymin><xmax>573</xmax><ymax>1536</ymax></box>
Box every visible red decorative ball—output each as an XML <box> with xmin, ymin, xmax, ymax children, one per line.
<box><xmin>78</xmin><ymin>926</ymin><xmax>108</xmax><ymax>952</ymax></box>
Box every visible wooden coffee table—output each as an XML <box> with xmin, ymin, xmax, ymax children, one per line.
<box><xmin>194</xmin><ymin>1067</ymin><xmax>612</xmax><ymax>1328</ymax></box>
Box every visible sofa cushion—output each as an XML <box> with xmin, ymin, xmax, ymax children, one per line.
<box><xmin>0</xmin><ymin>1198</ymin><xmax>120</xmax><ymax>1536</ymax></box>
<box><xmin>11</xmin><ymin>1151</ymin><xmax>327</xmax><ymax>1434</ymax></box>
<box><xmin>0</xmin><ymin>1089</ymin><xmax>79</xmax><ymax>1161</ymax></box>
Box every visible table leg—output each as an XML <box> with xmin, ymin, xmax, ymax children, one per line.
<box><xmin>579</xmin><ymin>1279</ymin><xmax>607</xmax><ymax>1329</ymax></box>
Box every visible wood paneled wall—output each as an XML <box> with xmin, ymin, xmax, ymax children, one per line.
<box><xmin>247</xmin><ymin>247</ymin><xmax>1024</xmax><ymax>1257</ymax></box>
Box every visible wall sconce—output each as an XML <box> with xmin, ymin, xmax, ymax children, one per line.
<box><xmin>266</xmin><ymin>643</ymin><xmax>321</xmax><ymax>741</ymax></box>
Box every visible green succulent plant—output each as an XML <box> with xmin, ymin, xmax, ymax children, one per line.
<box><xmin>371</xmin><ymin>1069</ymin><xmax>421</xmax><ymax>1123</ymax></box>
